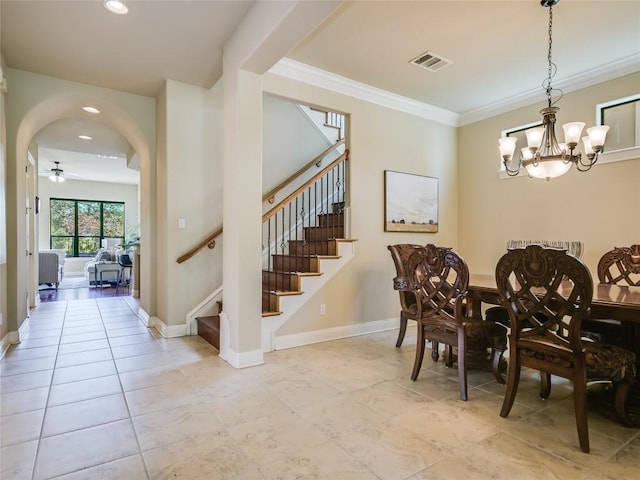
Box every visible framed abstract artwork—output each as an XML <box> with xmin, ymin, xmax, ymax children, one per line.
<box><xmin>384</xmin><ymin>170</ymin><xmax>438</xmax><ymax>233</ymax></box>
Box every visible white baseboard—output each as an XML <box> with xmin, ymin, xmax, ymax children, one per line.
<box><xmin>219</xmin><ymin>346</ymin><xmax>265</xmax><ymax>369</ymax></box>
<box><xmin>18</xmin><ymin>317</ymin><xmax>30</xmax><ymax>342</ymax></box>
<box><xmin>153</xmin><ymin>317</ymin><xmax>188</xmax><ymax>338</ymax></box>
<box><xmin>0</xmin><ymin>317</ymin><xmax>31</xmax><ymax>360</ymax></box>
<box><xmin>273</xmin><ymin>317</ymin><xmax>402</xmax><ymax>351</ymax></box>
<box><xmin>218</xmin><ymin>311</ymin><xmax>264</xmax><ymax>369</ymax></box>
<box><xmin>137</xmin><ymin>308</ymin><xmax>153</xmax><ymax>327</ymax></box>
<box><xmin>0</xmin><ymin>332</ymin><xmax>10</xmax><ymax>360</ymax></box>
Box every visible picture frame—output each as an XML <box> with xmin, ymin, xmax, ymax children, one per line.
<box><xmin>384</xmin><ymin>170</ymin><xmax>438</xmax><ymax>233</ymax></box>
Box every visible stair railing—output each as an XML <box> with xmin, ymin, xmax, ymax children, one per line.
<box><xmin>262</xmin><ymin>150</ymin><xmax>349</xmax><ymax>312</ymax></box>
<box><xmin>176</xmin><ymin>226</ymin><xmax>223</xmax><ymax>264</ymax></box>
<box><xmin>176</xmin><ymin>141</ymin><xmax>346</xmax><ymax>264</ymax></box>
<box><xmin>263</xmin><ymin>138</ymin><xmax>345</xmax><ymax>203</ymax></box>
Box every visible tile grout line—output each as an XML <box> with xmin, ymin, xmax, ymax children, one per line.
<box><xmin>98</xmin><ymin>297</ymin><xmax>152</xmax><ymax>480</ymax></box>
<box><xmin>31</xmin><ymin>300</ymin><xmax>69</xmax><ymax>480</ymax></box>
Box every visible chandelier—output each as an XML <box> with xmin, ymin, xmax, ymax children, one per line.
<box><xmin>49</xmin><ymin>161</ymin><xmax>65</xmax><ymax>183</ymax></box>
<box><xmin>498</xmin><ymin>0</ymin><xmax>609</xmax><ymax>180</ymax></box>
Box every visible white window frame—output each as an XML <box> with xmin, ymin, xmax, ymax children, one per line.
<box><xmin>595</xmin><ymin>93</ymin><xmax>640</xmax><ymax>164</ymax></box>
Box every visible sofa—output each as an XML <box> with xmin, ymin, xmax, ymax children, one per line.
<box><xmin>39</xmin><ymin>249</ymin><xmax>65</xmax><ymax>290</ymax></box>
<box><xmin>84</xmin><ymin>248</ymin><xmax>121</xmax><ymax>286</ymax></box>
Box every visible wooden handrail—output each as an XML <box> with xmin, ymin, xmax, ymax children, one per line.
<box><xmin>177</xmin><ymin>143</ymin><xmax>347</xmax><ymax>264</ymax></box>
<box><xmin>262</xmin><ymin>139</ymin><xmax>345</xmax><ymax>204</ymax></box>
<box><xmin>263</xmin><ymin>149</ymin><xmax>349</xmax><ymax>223</ymax></box>
<box><xmin>176</xmin><ymin>225</ymin><xmax>223</xmax><ymax>264</ymax></box>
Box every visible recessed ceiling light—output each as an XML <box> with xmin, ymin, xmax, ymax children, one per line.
<box><xmin>82</xmin><ymin>106</ymin><xmax>100</xmax><ymax>114</ymax></box>
<box><xmin>78</xmin><ymin>135</ymin><xmax>93</xmax><ymax>140</ymax></box>
<box><xmin>103</xmin><ymin>0</ymin><xmax>128</xmax><ymax>15</ymax></box>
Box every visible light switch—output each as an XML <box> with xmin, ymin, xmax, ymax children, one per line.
<box><xmin>178</xmin><ymin>218</ymin><xmax>186</xmax><ymax>229</ymax></box>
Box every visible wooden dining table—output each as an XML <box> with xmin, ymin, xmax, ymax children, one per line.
<box><xmin>466</xmin><ymin>273</ymin><xmax>640</xmax><ymax>324</ymax></box>
<box><xmin>467</xmin><ymin>273</ymin><xmax>640</xmax><ymax>425</ymax></box>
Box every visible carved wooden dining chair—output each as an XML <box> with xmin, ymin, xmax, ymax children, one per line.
<box><xmin>496</xmin><ymin>245</ymin><xmax>636</xmax><ymax>453</ymax></box>
<box><xmin>387</xmin><ymin>244</ymin><xmax>424</xmax><ymax>348</ymax></box>
<box><xmin>393</xmin><ymin>244</ymin><xmax>506</xmax><ymax>400</ymax></box>
<box><xmin>598</xmin><ymin>244</ymin><xmax>640</xmax><ymax>286</ymax></box>
<box><xmin>580</xmin><ymin>245</ymin><xmax>640</xmax><ymax>345</ymax></box>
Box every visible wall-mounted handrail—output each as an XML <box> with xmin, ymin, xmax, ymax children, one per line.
<box><xmin>263</xmin><ymin>149</ymin><xmax>349</xmax><ymax>223</ymax></box>
<box><xmin>262</xmin><ymin>138</ymin><xmax>345</xmax><ymax>204</ymax></box>
<box><xmin>177</xmin><ymin>144</ymin><xmax>347</xmax><ymax>264</ymax></box>
<box><xmin>176</xmin><ymin>225</ymin><xmax>223</xmax><ymax>264</ymax></box>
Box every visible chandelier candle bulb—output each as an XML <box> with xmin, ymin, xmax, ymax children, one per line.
<box><xmin>586</xmin><ymin>125</ymin><xmax>609</xmax><ymax>149</ymax></box>
<box><xmin>562</xmin><ymin>122</ymin><xmax>585</xmax><ymax>146</ymax></box>
<box><xmin>498</xmin><ymin>137</ymin><xmax>517</xmax><ymax>161</ymax></box>
<box><xmin>582</xmin><ymin>136</ymin><xmax>594</xmax><ymax>156</ymax></box>
<box><xmin>521</xmin><ymin>147</ymin><xmax>534</xmax><ymax>161</ymax></box>
<box><xmin>525</xmin><ymin>127</ymin><xmax>544</xmax><ymax>149</ymax></box>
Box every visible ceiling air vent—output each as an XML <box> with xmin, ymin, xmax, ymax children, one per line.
<box><xmin>410</xmin><ymin>51</ymin><xmax>452</xmax><ymax>72</ymax></box>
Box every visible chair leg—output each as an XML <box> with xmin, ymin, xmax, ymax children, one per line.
<box><xmin>444</xmin><ymin>345</ymin><xmax>455</xmax><ymax>367</ymax></box>
<box><xmin>500</xmin><ymin>354</ymin><xmax>521</xmax><ymax>418</ymax></box>
<box><xmin>572</xmin><ymin>374</ymin><xmax>590</xmax><ymax>453</ymax></box>
<box><xmin>491</xmin><ymin>348</ymin><xmax>506</xmax><ymax>384</ymax></box>
<box><xmin>540</xmin><ymin>371</ymin><xmax>552</xmax><ymax>400</ymax></box>
<box><xmin>457</xmin><ymin>327</ymin><xmax>468</xmax><ymax>401</ymax></box>
<box><xmin>411</xmin><ymin>325</ymin><xmax>426</xmax><ymax>381</ymax></box>
<box><xmin>396</xmin><ymin>311</ymin><xmax>408</xmax><ymax>348</ymax></box>
<box><xmin>614</xmin><ymin>370</ymin><xmax>637</xmax><ymax>427</ymax></box>
<box><xmin>431</xmin><ymin>341</ymin><xmax>440</xmax><ymax>362</ymax></box>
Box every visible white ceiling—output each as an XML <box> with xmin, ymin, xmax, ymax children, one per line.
<box><xmin>2</xmin><ymin>0</ymin><xmax>639</xmax><ymax>183</ymax></box>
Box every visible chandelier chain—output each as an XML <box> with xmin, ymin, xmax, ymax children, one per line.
<box><xmin>544</xmin><ymin>4</ymin><xmax>561</xmax><ymax>108</ymax></box>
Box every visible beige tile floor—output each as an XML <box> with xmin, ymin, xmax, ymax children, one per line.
<box><xmin>1</xmin><ymin>297</ymin><xmax>639</xmax><ymax>479</ymax></box>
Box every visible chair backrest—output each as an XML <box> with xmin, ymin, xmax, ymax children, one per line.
<box><xmin>495</xmin><ymin>245</ymin><xmax>593</xmax><ymax>350</ymax></box>
<box><xmin>388</xmin><ymin>244</ymin><xmax>423</xmax><ymax>311</ymax></box>
<box><xmin>118</xmin><ymin>253</ymin><xmax>133</xmax><ymax>267</ymax></box>
<box><xmin>597</xmin><ymin>244</ymin><xmax>640</xmax><ymax>286</ymax></box>
<box><xmin>408</xmin><ymin>244</ymin><xmax>469</xmax><ymax>321</ymax></box>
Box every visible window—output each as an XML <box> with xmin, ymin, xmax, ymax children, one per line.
<box><xmin>50</xmin><ymin>198</ymin><xmax>125</xmax><ymax>257</ymax></box>
<box><xmin>596</xmin><ymin>94</ymin><xmax>640</xmax><ymax>162</ymax></box>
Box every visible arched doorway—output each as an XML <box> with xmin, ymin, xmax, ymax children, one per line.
<box><xmin>10</xmin><ymin>91</ymin><xmax>153</xmax><ymax>337</ymax></box>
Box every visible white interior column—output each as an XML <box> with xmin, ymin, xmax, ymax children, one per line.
<box><xmin>218</xmin><ymin>0</ymin><xmax>343</xmax><ymax>367</ymax></box>
<box><xmin>219</xmin><ymin>67</ymin><xmax>264</xmax><ymax>368</ymax></box>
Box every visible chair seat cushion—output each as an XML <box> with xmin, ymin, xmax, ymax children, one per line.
<box><xmin>584</xmin><ymin>342</ymin><xmax>636</xmax><ymax>380</ymax></box>
<box><xmin>466</xmin><ymin>320</ymin><xmax>507</xmax><ymax>350</ymax></box>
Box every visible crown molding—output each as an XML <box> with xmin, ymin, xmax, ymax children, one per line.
<box><xmin>459</xmin><ymin>53</ymin><xmax>640</xmax><ymax>126</ymax></box>
<box><xmin>269</xmin><ymin>58</ymin><xmax>459</xmax><ymax>127</ymax></box>
<box><xmin>270</xmin><ymin>55</ymin><xmax>639</xmax><ymax>128</ymax></box>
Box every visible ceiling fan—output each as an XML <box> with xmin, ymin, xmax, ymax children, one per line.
<box><xmin>39</xmin><ymin>161</ymin><xmax>81</xmax><ymax>182</ymax></box>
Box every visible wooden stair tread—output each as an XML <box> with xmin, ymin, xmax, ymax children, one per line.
<box><xmin>196</xmin><ymin>315</ymin><xmax>219</xmax><ymax>327</ymax></box>
<box><xmin>263</xmin><ymin>290</ymin><xmax>304</xmax><ymax>296</ymax></box>
<box><xmin>261</xmin><ymin>270</ymin><xmax>322</xmax><ymax>277</ymax></box>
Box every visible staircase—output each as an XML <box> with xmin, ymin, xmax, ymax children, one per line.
<box><xmin>195</xmin><ymin>201</ymin><xmax>355</xmax><ymax>351</ymax></box>
<box><xmin>262</xmin><ymin>201</ymin><xmax>346</xmax><ymax>316</ymax></box>
<box><xmin>193</xmin><ymin>107</ymin><xmax>352</xmax><ymax>352</ymax></box>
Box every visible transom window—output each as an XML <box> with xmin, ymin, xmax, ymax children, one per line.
<box><xmin>598</xmin><ymin>94</ymin><xmax>640</xmax><ymax>153</ymax></box>
<box><xmin>50</xmin><ymin>198</ymin><xmax>125</xmax><ymax>257</ymax></box>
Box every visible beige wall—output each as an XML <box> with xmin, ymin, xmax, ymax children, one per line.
<box><xmin>458</xmin><ymin>73</ymin><xmax>640</xmax><ymax>279</ymax></box>
<box><xmin>155</xmin><ymin>79</ymin><xmax>223</xmax><ymax>328</ymax></box>
<box><xmin>264</xmin><ymin>73</ymin><xmax>458</xmax><ymax>336</ymax></box>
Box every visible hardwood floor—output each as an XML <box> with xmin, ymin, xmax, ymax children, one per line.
<box><xmin>39</xmin><ymin>285</ymin><xmax>130</xmax><ymax>302</ymax></box>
